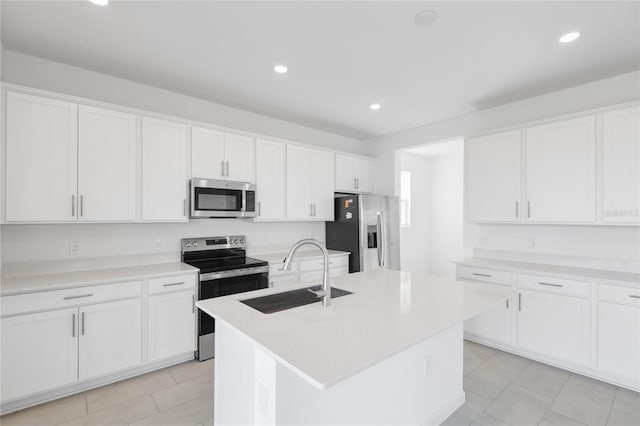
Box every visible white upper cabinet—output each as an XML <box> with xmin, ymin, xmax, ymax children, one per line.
<box><xmin>602</xmin><ymin>106</ymin><xmax>640</xmax><ymax>223</ymax></box>
<box><xmin>142</xmin><ymin>117</ymin><xmax>189</xmax><ymax>221</ymax></box>
<box><xmin>78</xmin><ymin>106</ymin><xmax>137</xmax><ymax>221</ymax></box>
<box><xmin>467</xmin><ymin>131</ymin><xmax>521</xmax><ymax>222</ymax></box>
<box><xmin>335</xmin><ymin>155</ymin><xmax>374</xmax><ymax>193</ymax></box>
<box><xmin>286</xmin><ymin>145</ymin><xmax>335</xmax><ymax>220</ymax></box>
<box><xmin>255</xmin><ymin>139</ymin><xmax>286</xmax><ymax>221</ymax></box>
<box><xmin>5</xmin><ymin>92</ymin><xmax>78</xmax><ymax>222</ymax></box>
<box><xmin>191</xmin><ymin>127</ymin><xmax>224</xmax><ymax>179</ymax></box>
<box><xmin>525</xmin><ymin>116</ymin><xmax>596</xmax><ymax>223</ymax></box>
<box><xmin>191</xmin><ymin>127</ymin><xmax>255</xmax><ymax>183</ymax></box>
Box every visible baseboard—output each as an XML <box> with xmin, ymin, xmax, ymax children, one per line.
<box><xmin>1</xmin><ymin>352</ymin><xmax>195</xmax><ymax>415</ymax></box>
<box><xmin>423</xmin><ymin>391</ymin><xmax>465</xmax><ymax>426</ymax></box>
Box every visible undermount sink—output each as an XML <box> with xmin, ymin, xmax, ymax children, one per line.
<box><xmin>240</xmin><ymin>285</ymin><xmax>353</xmax><ymax>314</ymax></box>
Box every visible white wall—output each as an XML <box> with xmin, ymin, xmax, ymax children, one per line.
<box><xmin>368</xmin><ymin>72</ymin><xmax>640</xmax><ymax>269</ymax></box>
<box><xmin>428</xmin><ymin>148</ymin><xmax>464</xmax><ymax>279</ymax></box>
<box><xmin>0</xmin><ymin>48</ymin><xmax>367</xmax><ymax>266</ymax></box>
<box><xmin>399</xmin><ymin>153</ymin><xmax>431</xmax><ymax>275</ymax></box>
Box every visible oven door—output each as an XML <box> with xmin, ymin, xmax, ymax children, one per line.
<box><xmin>190</xmin><ymin>178</ymin><xmax>256</xmax><ymax>218</ymax></box>
<box><xmin>197</xmin><ymin>266</ymin><xmax>269</xmax><ymax>360</ymax></box>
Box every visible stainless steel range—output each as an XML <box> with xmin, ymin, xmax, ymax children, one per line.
<box><xmin>181</xmin><ymin>236</ymin><xmax>269</xmax><ymax>360</ymax></box>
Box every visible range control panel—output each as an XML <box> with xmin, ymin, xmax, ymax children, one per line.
<box><xmin>181</xmin><ymin>236</ymin><xmax>246</xmax><ymax>252</ymax></box>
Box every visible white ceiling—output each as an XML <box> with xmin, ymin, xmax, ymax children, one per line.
<box><xmin>1</xmin><ymin>1</ymin><xmax>638</xmax><ymax>140</ymax></box>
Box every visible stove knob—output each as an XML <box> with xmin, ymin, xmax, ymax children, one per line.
<box><xmin>232</xmin><ymin>238</ymin><xmax>238</xmax><ymax>244</ymax></box>
<box><xmin>185</xmin><ymin>242</ymin><xmax>191</xmax><ymax>248</ymax></box>
<box><xmin>192</xmin><ymin>241</ymin><xmax>198</xmax><ymax>248</ymax></box>
<box><xmin>239</xmin><ymin>238</ymin><xmax>244</xmax><ymax>244</ymax></box>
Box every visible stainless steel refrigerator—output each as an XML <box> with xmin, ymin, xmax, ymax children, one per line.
<box><xmin>326</xmin><ymin>193</ymin><xmax>400</xmax><ymax>272</ymax></box>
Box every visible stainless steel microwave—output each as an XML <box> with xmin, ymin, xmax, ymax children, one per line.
<box><xmin>190</xmin><ymin>179</ymin><xmax>256</xmax><ymax>218</ymax></box>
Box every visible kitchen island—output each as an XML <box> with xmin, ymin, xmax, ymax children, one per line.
<box><xmin>196</xmin><ymin>269</ymin><xmax>511</xmax><ymax>425</ymax></box>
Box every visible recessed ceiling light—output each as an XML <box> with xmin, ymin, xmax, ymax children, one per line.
<box><xmin>414</xmin><ymin>10</ymin><xmax>438</xmax><ymax>27</ymax></box>
<box><xmin>558</xmin><ymin>32</ymin><xmax>580</xmax><ymax>44</ymax></box>
<box><xmin>369</xmin><ymin>103</ymin><xmax>381</xmax><ymax>110</ymax></box>
<box><xmin>89</xmin><ymin>0</ymin><xmax>109</xmax><ymax>5</ymax></box>
<box><xmin>274</xmin><ymin>65</ymin><xmax>288</xmax><ymax>74</ymax></box>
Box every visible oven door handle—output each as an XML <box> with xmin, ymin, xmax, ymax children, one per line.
<box><xmin>200</xmin><ymin>265</ymin><xmax>269</xmax><ymax>281</ymax></box>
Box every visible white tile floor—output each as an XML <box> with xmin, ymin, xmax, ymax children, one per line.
<box><xmin>1</xmin><ymin>341</ymin><xmax>638</xmax><ymax>426</ymax></box>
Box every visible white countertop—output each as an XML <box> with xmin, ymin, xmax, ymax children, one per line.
<box><xmin>252</xmin><ymin>249</ymin><xmax>350</xmax><ymax>265</ymax></box>
<box><xmin>455</xmin><ymin>257</ymin><xmax>640</xmax><ymax>286</ymax></box>
<box><xmin>0</xmin><ymin>262</ymin><xmax>198</xmax><ymax>296</ymax></box>
<box><xmin>196</xmin><ymin>269</ymin><xmax>511</xmax><ymax>389</ymax></box>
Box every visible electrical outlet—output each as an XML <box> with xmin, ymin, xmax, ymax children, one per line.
<box><xmin>69</xmin><ymin>241</ymin><xmax>81</xmax><ymax>256</ymax></box>
<box><xmin>153</xmin><ymin>239</ymin><xmax>162</xmax><ymax>250</ymax></box>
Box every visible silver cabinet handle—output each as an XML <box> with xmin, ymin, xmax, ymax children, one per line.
<box><xmin>221</xmin><ymin>160</ymin><xmax>225</xmax><ymax>177</ymax></box>
<box><xmin>472</xmin><ymin>273</ymin><xmax>491</xmax><ymax>278</ymax></box>
<box><xmin>63</xmin><ymin>293</ymin><xmax>94</xmax><ymax>300</ymax></box>
<box><xmin>258</xmin><ymin>202</ymin><xmax>261</xmax><ymax>216</ymax></box>
<box><xmin>192</xmin><ymin>294</ymin><xmax>195</xmax><ymax>313</ymax></box>
<box><xmin>506</xmin><ymin>299</ymin><xmax>509</xmax><ymax>309</ymax></box>
<box><xmin>72</xmin><ymin>313</ymin><xmax>76</xmax><ymax>338</ymax></box>
<box><xmin>629</xmin><ymin>295</ymin><xmax>640</xmax><ymax>299</ymax></box>
<box><xmin>313</xmin><ymin>204</ymin><xmax>316</xmax><ymax>217</ymax></box>
<box><xmin>81</xmin><ymin>312</ymin><xmax>85</xmax><ymax>336</ymax></box>
<box><xmin>226</xmin><ymin>161</ymin><xmax>230</xmax><ymax>177</ymax></box>
<box><xmin>527</xmin><ymin>201</ymin><xmax>531</xmax><ymax>218</ymax></box>
<box><xmin>538</xmin><ymin>282</ymin><xmax>563</xmax><ymax>288</ymax></box>
<box><xmin>80</xmin><ymin>195</ymin><xmax>84</xmax><ymax>217</ymax></box>
<box><xmin>518</xmin><ymin>293</ymin><xmax>522</xmax><ymax>311</ymax></box>
<box><xmin>310</xmin><ymin>204</ymin><xmax>313</xmax><ymax>217</ymax></box>
<box><xmin>354</xmin><ymin>178</ymin><xmax>357</xmax><ymax>189</ymax></box>
<box><xmin>515</xmin><ymin>201</ymin><xmax>519</xmax><ymax>218</ymax></box>
<box><xmin>72</xmin><ymin>195</ymin><xmax>75</xmax><ymax>217</ymax></box>
<box><xmin>183</xmin><ymin>199</ymin><xmax>187</xmax><ymax>217</ymax></box>
<box><xmin>356</xmin><ymin>178</ymin><xmax>359</xmax><ymax>190</ymax></box>
<box><xmin>163</xmin><ymin>282</ymin><xmax>184</xmax><ymax>287</ymax></box>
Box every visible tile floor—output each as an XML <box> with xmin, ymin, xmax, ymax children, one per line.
<box><xmin>0</xmin><ymin>341</ymin><xmax>638</xmax><ymax>426</ymax></box>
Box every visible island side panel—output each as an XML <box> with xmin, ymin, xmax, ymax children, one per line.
<box><xmin>274</xmin><ymin>324</ymin><xmax>465</xmax><ymax>425</ymax></box>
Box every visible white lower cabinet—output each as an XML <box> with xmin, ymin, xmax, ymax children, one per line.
<box><xmin>78</xmin><ymin>299</ymin><xmax>142</xmax><ymax>380</ymax></box>
<box><xmin>148</xmin><ymin>290</ymin><xmax>196</xmax><ymax>362</ymax></box>
<box><xmin>464</xmin><ymin>290</ymin><xmax>513</xmax><ymax>346</ymax></box>
<box><xmin>516</xmin><ymin>290</ymin><xmax>590</xmax><ymax>367</ymax></box>
<box><xmin>1</xmin><ymin>308</ymin><xmax>79</xmax><ymax>402</ymax></box>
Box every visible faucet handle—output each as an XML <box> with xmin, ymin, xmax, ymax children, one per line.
<box><xmin>307</xmin><ymin>288</ymin><xmax>327</xmax><ymax>299</ymax></box>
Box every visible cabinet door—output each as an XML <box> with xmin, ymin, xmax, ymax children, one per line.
<box><xmin>355</xmin><ymin>158</ymin><xmax>374</xmax><ymax>193</ymax></box>
<box><xmin>310</xmin><ymin>149</ymin><xmax>335</xmax><ymax>220</ymax></box>
<box><xmin>142</xmin><ymin>117</ymin><xmax>189</xmax><ymax>221</ymax></box>
<box><xmin>517</xmin><ymin>290</ymin><xmax>590</xmax><ymax>366</ymax></box>
<box><xmin>286</xmin><ymin>145</ymin><xmax>312</xmax><ymax>220</ymax></box>
<box><xmin>148</xmin><ymin>291</ymin><xmax>196</xmax><ymax>362</ymax></box>
<box><xmin>78</xmin><ymin>106</ymin><xmax>137</xmax><ymax>221</ymax></box>
<box><xmin>335</xmin><ymin>155</ymin><xmax>356</xmax><ymax>192</ymax></box>
<box><xmin>1</xmin><ymin>308</ymin><xmax>78</xmax><ymax>402</ymax></box>
<box><xmin>78</xmin><ymin>299</ymin><xmax>142</xmax><ymax>380</ymax></box>
<box><xmin>255</xmin><ymin>139</ymin><xmax>286</xmax><ymax>221</ymax></box>
<box><xmin>603</xmin><ymin>107</ymin><xmax>640</xmax><ymax>223</ymax></box>
<box><xmin>598</xmin><ymin>301</ymin><xmax>640</xmax><ymax>383</ymax></box>
<box><xmin>525</xmin><ymin>117</ymin><xmax>596</xmax><ymax>223</ymax></box>
<box><xmin>463</xmin><ymin>283</ymin><xmax>513</xmax><ymax>346</ymax></box>
<box><xmin>6</xmin><ymin>92</ymin><xmax>78</xmax><ymax>222</ymax></box>
<box><xmin>467</xmin><ymin>131</ymin><xmax>521</xmax><ymax>222</ymax></box>
<box><xmin>224</xmin><ymin>133</ymin><xmax>255</xmax><ymax>183</ymax></box>
<box><xmin>191</xmin><ymin>127</ymin><xmax>224</xmax><ymax>179</ymax></box>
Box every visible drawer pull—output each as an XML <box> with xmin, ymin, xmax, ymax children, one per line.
<box><xmin>162</xmin><ymin>282</ymin><xmax>184</xmax><ymax>287</ymax></box>
<box><xmin>192</xmin><ymin>294</ymin><xmax>195</xmax><ymax>313</ymax></box>
<box><xmin>518</xmin><ymin>293</ymin><xmax>522</xmax><ymax>311</ymax></box>
<box><xmin>538</xmin><ymin>282</ymin><xmax>563</xmax><ymax>288</ymax></box>
<box><xmin>63</xmin><ymin>293</ymin><xmax>94</xmax><ymax>300</ymax></box>
<box><xmin>630</xmin><ymin>295</ymin><xmax>640</xmax><ymax>299</ymax></box>
<box><xmin>72</xmin><ymin>313</ymin><xmax>76</xmax><ymax>338</ymax></box>
<box><xmin>472</xmin><ymin>273</ymin><xmax>491</xmax><ymax>278</ymax></box>
<box><xmin>81</xmin><ymin>312</ymin><xmax>85</xmax><ymax>336</ymax></box>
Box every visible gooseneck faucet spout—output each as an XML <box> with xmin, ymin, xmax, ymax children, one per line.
<box><xmin>282</xmin><ymin>238</ymin><xmax>331</xmax><ymax>306</ymax></box>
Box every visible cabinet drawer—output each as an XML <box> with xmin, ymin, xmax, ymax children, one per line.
<box><xmin>1</xmin><ymin>281</ymin><xmax>142</xmax><ymax>317</ymax></box>
<box><xmin>599</xmin><ymin>284</ymin><xmax>640</xmax><ymax>307</ymax></box>
<box><xmin>148</xmin><ymin>274</ymin><xmax>196</xmax><ymax>295</ymax></box>
<box><xmin>299</xmin><ymin>255</ymin><xmax>348</xmax><ymax>272</ymax></box>
<box><xmin>517</xmin><ymin>274</ymin><xmax>590</xmax><ymax>298</ymax></box>
<box><xmin>456</xmin><ymin>265</ymin><xmax>512</xmax><ymax>286</ymax></box>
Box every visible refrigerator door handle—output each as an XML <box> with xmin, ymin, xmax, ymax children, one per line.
<box><xmin>376</xmin><ymin>211</ymin><xmax>385</xmax><ymax>268</ymax></box>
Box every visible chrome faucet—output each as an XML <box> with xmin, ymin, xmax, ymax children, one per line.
<box><xmin>282</xmin><ymin>238</ymin><xmax>331</xmax><ymax>306</ymax></box>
